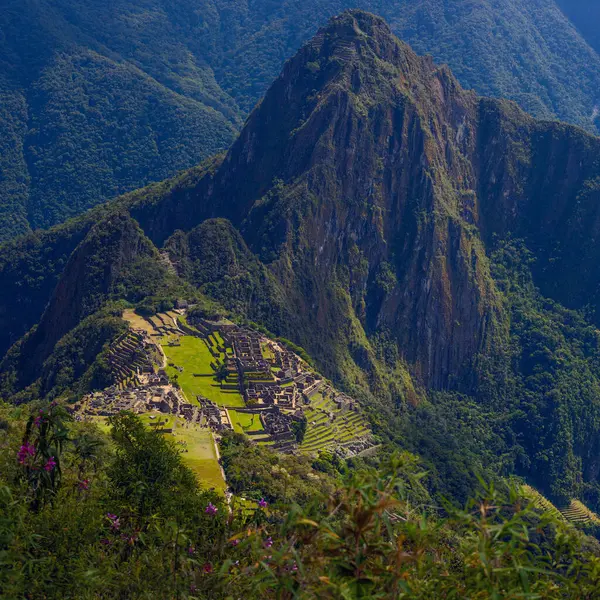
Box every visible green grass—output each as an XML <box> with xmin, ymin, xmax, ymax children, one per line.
<box><xmin>230</xmin><ymin>410</ymin><xmax>264</xmax><ymax>433</ymax></box>
<box><xmin>139</xmin><ymin>413</ymin><xmax>175</xmax><ymax>430</ymax></box>
<box><xmin>161</xmin><ymin>336</ymin><xmax>245</xmax><ymax>407</ymax></box>
<box><xmin>92</xmin><ymin>413</ymin><xmax>225</xmax><ymax>492</ymax></box>
<box><xmin>261</xmin><ymin>343</ymin><xmax>275</xmax><ymax>360</ymax></box>
<box><xmin>170</xmin><ymin>425</ymin><xmax>225</xmax><ymax>491</ymax></box>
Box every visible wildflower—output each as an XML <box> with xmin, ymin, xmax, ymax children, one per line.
<box><xmin>44</xmin><ymin>456</ymin><xmax>57</xmax><ymax>472</ymax></box>
<box><xmin>33</xmin><ymin>416</ymin><xmax>43</xmax><ymax>427</ymax></box>
<box><xmin>188</xmin><ymin>545</ymin><xmax>195</xmax><ymax>555</ymax></box>
<box><xmin>100</xmin><ymin>538</ymin><xmax>111</xmax><ymax>546</ymax></box>
<box><xmin>190</xmin><ymin>584</ymin><xmax>197</xmax><ymax>593</ymax></box>
<box><xmin>203</xmin><ymin>562</ymin><xmax>213</xmax><ymax>574</ymax></box>
<box><xmin>106</xmin><ymin>513</ymin><xmax>120</xmax><ymax>530</ymax></box>
<box><xmin>78</xmin><ymin>479</ymin><xmax>90</xmax><ymax>490</ymax></box>
<box><xmin>264</xmin><ymin>536</ymin><xmax>273</xmax><ymax>549</ymax></box>
<box><xmin>230</xmin><ymin>538</ymin><xmax>240</xmax><ymax>547</ymax></box>
<box><xmin>205</xmin><ymin>502</ymin><xmax>218</xmax><ymax>516</ymax></box>
<box><xmin>50</xmin><ymin>401</ymin><xmax>58</xmax><ymax>408</ymax></box>
<box><xmin>17</xmin><ymin>443</ymin><xmax>35</xmax><ymax>464</ymax></box>
<box><xmin>258</xmin><ymin>498</ymin><xmax>268</xmax><ymax>509</ymax></box>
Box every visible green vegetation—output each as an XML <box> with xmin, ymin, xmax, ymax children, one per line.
<box><xmin>169</xmin><ymin>426</ymin><xmax>225</xmax><ymax>491</ymax></box>
<box><xmin>3</xmin><ymin>0</ymin><xmax>600</xmax><ymax>241</ymax></box>
<box><xmin>96</xmin><ymin>413</ymin><xmax>225</xmax><ymax>491</ymax></box>
<box><xmin>301</xmin><ymin>392</ymin><xmax>370</xmax><ymax>454</ymax></box>
<box><xmin>162</xmin><ymin>336</ymin><xmax>245</xmax><ymax>407</ymax></box>
<box><xmin>4</xmin><ymin>404</ymin><xmax>600</xmax><ymax>598</ymax></box>
<box><xmin>0</xmin><ymin>1</ymin><xmax>238</xmax><ymax>241</ymax></box>
<box><xmin>4</xmin><ymin>16</ymin><xmax>600</xmax><ymax>595</ymax></box>
<box><xmin>230</xmin><ymin>410</ymin><xmax>264</xmax><ymax>434</ymax></box>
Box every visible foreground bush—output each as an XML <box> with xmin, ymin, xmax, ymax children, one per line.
<box><xmin>1</xmin><ymin>405</ymin><xmax>600</xmax><ymax>598</ymax></box>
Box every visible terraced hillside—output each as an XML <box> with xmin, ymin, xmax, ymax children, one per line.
<box><xmin>521</xmin><ymin>485</ymin><xmax>600</xmax><ymax>528</ymax></box>
<box><xmin>125</xmin><ymin>308</ymin><xmax>374</xmax><ymax>457</ymax></box>
<box><xmin>520</xmin><ymin>485</ymin><xmax>566</xmax><ymax>522</ymax></box>
<box><xmin>560</xmin><ymin>500</ymin><xmax>600</xmax><ymax>526</ymax></box>
<box><xmin>301</xmin><ymin>391</ymin><xmax>372</xmax><ymax>456</ymax></box>
<box><xmin>107</xmin><ymin>330</ymin><xmax>159</xmax><ymax>390</ymax></box>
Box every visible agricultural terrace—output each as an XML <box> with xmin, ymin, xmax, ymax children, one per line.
<box><xmin>161</xmin><ymin>336</ymin><xmax>245</xmax><ymax>407</ymax></box>
<box><xmin>301</xmin><ymin>392</ymin><xmax>370</xmax><ymax>454</ymax></box>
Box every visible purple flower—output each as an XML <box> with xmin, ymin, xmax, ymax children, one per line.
<box><xmin>190</xmin><ymin>584</ymin><xmax>197</xmax><ymax>593</ymax></box>
<box><xmin>258</xmin><ymin>498</ymin><xmax>268</xmax><ymax>509</ymax></box>
<box><xmin>17</xmin><ymin>443</ymin><xmax>36</xmax><ymax>464</ymax></box>
<box><xmin>44</xmin><ymin>456</ymin><xmax>57</xmax><ymax>472</ymax></box>
<box><xmin>33</xmin><ymin>416</ymin><xmax>43</xmax><ymax>427</ymax></box>
<box><xmin>264</xmin><ymin>536</ymin><xmax>273</xmax><ymax>549</ymax></box>
<box><xmin>203</xmin><ymin>562</ymin><xmax>213</xmax><ymax>574</ymax></box>
<box><xmin>188</xmin><ymin>545</ymin><xmax>195</xmax><ymax>555</ymax></box>
<box><xmin>100</xmin><ymin>538</ymin><xmax>111</xmax><ymax>546</ymax></box>
<box><xmin>106</xmin><ymin>513</ymin><xmax>120</xmax><ymax>530</ymax></box>
<box><xmin>230</xmin><ymin>539</ymin><xmax>240</xmax><ymax>547</ymax></box>
<box><xmin>205</xmin><ymin>502</ymin><xmax>218</xmax><ymax>516</ymax></box>
<box><xmin>78</xmin><ymin>479</ymin><xmax>90</xmax><ymax>490</ymax></box>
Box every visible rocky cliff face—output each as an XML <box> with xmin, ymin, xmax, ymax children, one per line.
<box><xmin>176</xmin><ymin>10</ymin><xmax>600</xmax><ymax>391</ymax></box>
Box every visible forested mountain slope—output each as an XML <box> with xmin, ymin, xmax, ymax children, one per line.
<box><xmin>2</xmin><ymin>0</ymin><xmax>600</xmax><ymax>242</ymax></box>
<box><xmin>3</xmin><ymin>10</ymin><xmax>600</xmax><ymax>509</ymax></box>
<box><xmin>0</xmin><ymin>0</ymin><xmax>239</xmax><ymax>241</ymax></box>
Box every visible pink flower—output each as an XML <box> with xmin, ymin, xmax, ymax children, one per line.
<box><xmin>17</xmin><ymin>443</ymin><xmax>36</xmax><ymax>464</ymax></box>
<box><xmin>264</xmin><ymin>536</ymin><xmax>273</xmax><ymax>549</ymax></box>
<box><xmin>78</xmin><ymin>479</ymin><xmax>90</xmax><ymax>490</ymax></box>
<box><xmin>203</xmin><ymin>562</ymin><xmax>213</xmax><ymax>574</ymax></box>
<box><xmin>205</xmin><ymin>502</ymin><xmax>218</xmax><ymax>516</ymax></box>
<box><xmin>34</xmin><ymin>416</ymin><xmax>43</xmax><ymax>427</ymax></box>
<box><xmin>106</xmin><ymin>513</ymin><xmax>120</xmax><ymax>530</ymax></box>
<box><xmin>258</xmin><ymin>498</ymin><xmax>268</xmax><ymax>509</ymax></box>
<box><xmin>44</xmin><ymin>456</ymin><xmax>57</xmax><ymax>472</ymax></box>
<box><xmin>230</xmin><ymin>539</ymin><xmax>240</xmax><ymax>547</ymax></box>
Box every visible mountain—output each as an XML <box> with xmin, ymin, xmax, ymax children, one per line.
<box><xmin>0</xmin><ymin>0</ymin><xmax>239</xmax><ymax>241</ymax></box>
<box><xmin>3</xmin><ymin>10</ymin><xmax>600</xmax><ymax>507</ymax></box>
<box><xmin>208</xmin><ymin>0</ymin><xmax>600</xmax><ymax>131</ymax></box>
<box><xmin>2</xmin><ymin>0</ymin><xmax>600</xmax><ymax>243</ymax></box>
